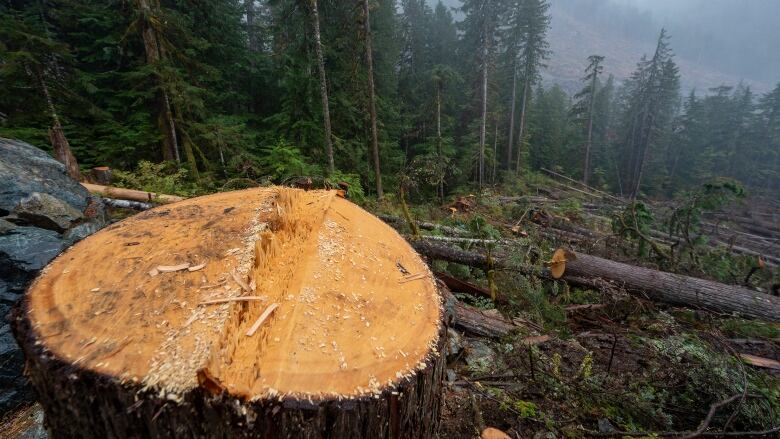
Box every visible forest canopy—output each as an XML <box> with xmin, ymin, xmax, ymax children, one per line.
<box><xmin>1</xmin><ymin>0</ymin><xmax>779</xmax><ymax>201</ymax></box>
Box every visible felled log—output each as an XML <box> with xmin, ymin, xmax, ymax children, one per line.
<box><xmin>412</xmin><ymin>240</ymin><xmax>780</xmax><ymax>322</ymax></box>
<box><xmin>81</xmin><ymin>182</ymin><xmax>185</xmax><ymax>204</ymax></box>
<box><xmin>452</xmin><ymin>301</ymin><xmax>516</xmax><ymax>339</ymax></box>
<box><xmin>564</xmin><ymin>252</ymin><xmax>780</xmax><ymax>321</ymax></box>
<box><xmin>102</xmin><ymin>197</ymin><xmax>153</xmax><ymax>211</ymax></box>
<box><xmin>435</xmin><ymin>272</ymin><xmax>495</xmax><ymax>302</ymax></box>
<box><xmin>378</xmin><ymin>214</ymin><xmax>468</xmax><ymax>236</ymax></box>
<box><xmin>13</xmin><ymin>188</ymin><xmax>445</xmax><ymax>438</ymax></box>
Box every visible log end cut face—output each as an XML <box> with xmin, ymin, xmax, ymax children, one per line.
<box><xmin>25</xmin><ymin>188</ymin><xmax>442</xmax><ymax>401</ymax></box>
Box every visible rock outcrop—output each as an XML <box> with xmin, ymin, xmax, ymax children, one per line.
<box><xmin>0</xmin><ymin>138</ymin><xmax>106</xmax><ymax>414</ymax></box>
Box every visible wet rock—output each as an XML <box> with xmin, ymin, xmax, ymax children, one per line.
<box><xmin>0</xmin><ymin>139</ymin><xmax>108</xmax><ymax>416</ymax></box>
<box><xmin>14</xmin><ymin>192</ymin><xmax>83</xmax><ymax>232</ymax></box>
<box><xmin>447</xmin><ymin>328</ymin><xmax>463</xmax><ymax>357</ymax></box>
<box><xmin>598</xmin><ymin>418</ymin><xmax>617</xmax><ymax>433</ymax></box>
<box><xmin>0</xmin><ymin>138</ymin><xmax>89</xmax><ymax>214</ymax></box>
<box><xmin>0</xmin><ymin>218</ymin><xmax>16</xmax><ymax>234</ymax></box>
<box><xmin>446</xmin><ymin>369</ymin><xmax>457</xmax><ymax>382</ymax></box>
<box><xmin>18</xmin><ymin>406</ymin><xmax>48</xmax><ymax>439</ymax></box>
<box><xmin>0</xmin><ymin>227</ymin><xmax>64</xmax><ymax>275</ymax></box>
<box><xmin>464</xmin><ymin>339</ymin><xmax>505</xmax><ymax>372</ymax></box>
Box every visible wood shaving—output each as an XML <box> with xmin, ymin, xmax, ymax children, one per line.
<box><xmin>157</xmin><ymin>263</ymin><xmax>191</xmax><ymax>273</ymax></box>
<box><xmin>188</xmin><ymin>262</ymin><xmax>207</xmax><ymax>272</ymax></box>
<box><xmin>199</xmin><ymin>296</ymin><xmax>267</xmax><ymax>306</ymax></box>
<box><xmin>246</xmin><ymin>303</ymin><xmax>279</xmax><ymax>337</ymax></box>
<box><xmin>231</xmin><ymin>270</ymin><xmax>251</xmax><ymax>292</ymax></box>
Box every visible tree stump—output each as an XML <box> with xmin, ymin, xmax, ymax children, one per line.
<box><xmin>89</xmin><ymin>166</ymin><xmax>113</xmax><ymax>185</ymax></box>
<box><xmin>13</xmin><ymin>188</ymin><xmax>445</xmax><ymax>438</ymax></box>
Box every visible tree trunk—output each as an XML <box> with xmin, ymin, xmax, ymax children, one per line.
<box><xmin>137</xmin><ymin>0</ymin><xmax>180</xmax><ymax>162</ymax></box>
<box><xmin>310</xmin><ymin>0</ymin><xmax>335</xmax><ymax>174</ymax></box>
<box><xmin>452</xmin><ymin>301</ymin><xmax>516</xmax><ymax>339</ymax></box>
<box><xmin>412</xmin><ymin>240</ymin><xmax>780</xmax><ymax>322</ymax></box>
<box><xmin>48</xmin><ymin>124</ymin><xmax>80</xmax><ymax>182</ymax></box>
<box><xmin>363</xmin><ymin>0</ymin><xmax>383</xmax><ymax>198</ymax></box>
<box><xmin>245</xmin><ymin>0</ymin><xmax>258</xmax><ymax>52</ymax></box>
<box><xmin>492</xmin><ymin>114</ymin><xmax>498</xmax><ymax>183</ymax></box>
<box><xmin>81</xmin><ymin>182</ymin><xmax>185</xmax><ymax>204</ymax></box>
<box><xmin>583</xmin><ymin>70</ymin><xmax>597</xmax><ymax>185</ymax></box>
<box><xmin>478</xmin><ymin>22</ymin><xmax>489</xmax><ymax>188</ymax></box>
<box><xmin>436</xmin><ymin>83</ymin><xmax>444</xmax><ymax>202</ymax></box>
<box><xmin>515</xmin><ymin>81</ymin><xmax>528</xmax><ymax>174</ymax></box>
<box><xmin>506</xmin><ymin>64</ymin><xmax>517</xmax><ymax>171</ymax></box>
<box><xmin>34</xmin><ymin>66</ymin><xmax>80</xmax><ymax>181</ymax></box>
<box><xmin>13</xmin><ymin>188</ymin><xmax>446</xmax><ymax>438</ymax></box>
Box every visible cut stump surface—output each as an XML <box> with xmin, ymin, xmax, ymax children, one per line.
<box><xmin>14</xmin><ymin>188</ymin><xmax>445</xmax><ymax>438</ymax></box>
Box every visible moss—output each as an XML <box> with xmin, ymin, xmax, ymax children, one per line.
<box><xmin>719</xmin><ymin>318</ymin><xmax>780</xmax><ymax>339</ymax></box>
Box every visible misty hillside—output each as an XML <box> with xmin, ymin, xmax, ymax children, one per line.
<box><xmin>439</xmin><ymin>0</ymin><xmax>777</xmax><ymax>93</ymax></box>
<box><xmin>545</xmin><ymin>1</ymin><xmax>775</xmax><ymax>94</ymax></box>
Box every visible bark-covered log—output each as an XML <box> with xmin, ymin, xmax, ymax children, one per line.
<box><xmin>413</xmin><ymin>240</ymin><xmax>780</xmax><ymax>322</ymax></box>
<box><xmin>379</xmin><ymin>214</ymin><xmax>468</xmax><ymax>236</ymax></box>
<box><xmin>81</xmin><ymin>182</ymin><xmax>184</xmax><ymax>204</ymax></box>
<box><xmin>13</xmin><ymin>188</ymin><xmax>445</xmax><ymax>438</ymax></box>
<box><xmin>451</xmin><ymin>302</ymin><xmax>516</xmax><ymax>339</ymax></box>
<box><xmin>564</xmin><ymin>251</ymin><xmax>780</xmax><ymax>321</ymax></box>
<box><xmin>102</xmin><ymin>197</ymin><xmax>153</xmax><ymax>211</ymax></box>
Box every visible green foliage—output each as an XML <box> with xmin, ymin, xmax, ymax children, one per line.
<box><xmin>113</xmin><ymin>160</ymin><xmax>208</xmax><ymax>197</ymax></box>
<box><xmin>326</xmin><ymin>171</ymin><xmax>366</xmax><ymax>204</ymax></box>
<box><xmin>668</xmin><ymin>179</ymin><xmax>745</xmax><ymax>242</ymax></box>
<box><xmin>719</xmin><ymin>319</ymin><xmax>780</xmax><ymax>339</ymax></box>
<box><xmin>612</xmin><ymin>201</ymin><xmax>656</xmax><ymax>257</ymax></box>
<box><xmin>258</xmin><ymin>139</ymin><xmax>317</xmax><ymax>182</ymax></box>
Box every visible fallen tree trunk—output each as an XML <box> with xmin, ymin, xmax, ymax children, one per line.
<box><xmin>102</xmin><ymin>197</ymin><xmax>153</xmax><ymax>211</ymax></box>
<box><xmin>412</xmin><ymin>240</ymin><xmax>780</xmax><ymax>322</ymax></box>
<box><xmin>81</xmin><ymin>182</ymin><xmax>185</xmax><ymax>204</ymax></box>
<box><xmin>378</xmin><ymin>214</ymin><xmax>468</xmax><ymax>236</ymax></box>
<box><xmin>451</xmin><ymin>301</ymin><xmax>516</xmax><ymax>339</ymax></box>
<box><xmin>564</xmin><ymin>252</ymin><xmax>780</xmax><ymax>321</ymax></box>
<box><xmin>14</xmin><ymin>188</ymin><xmax>445</xmax><ymax>438</ymax></box>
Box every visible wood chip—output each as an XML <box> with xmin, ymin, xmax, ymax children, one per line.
<box><xmin>199</xmin><ymin>296</ymin><xmax>268</xmax><ymax>306</ymax></box>
<box><xmin>246</xmin><ymin>303</ymin><xmax>279</xmax><ymax>337</ymax></box>
<box><xmin>740</xmin><ymin>353</ymin><xmax>780</xmax><ymax>370</ymax></box>
<box><xmin>399</xmin><ymin>273</ymin><xmax>427</xmax><ymax>283</ymax></box>
<box><xmin>231</xmin><ymin>270</ymin><xmax>251</xmax><ymax>292</ymax></box>
<box><xmin>519</xmin><ymin>335</ymin><xmax>551</xmax><ymax>346</ymax></box>
<box><xmin>157</xmin><ymin>263</ymin><xmax>191</xmax><ymax>273</ymax></box>
<box><xmin>188</xmin><ymin>262</ymin><xmax>207</xmax><ymax>272</ymax></box>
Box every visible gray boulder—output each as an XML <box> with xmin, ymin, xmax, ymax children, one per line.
<box><xmin>0</xmin><ymin>227</ymin><xmax>64</xmax><ymax>275</ymax></box>
<box><xmin>0</xmin><ymin>137</ymin><xmax>90</xmax><ymax>215</ymax></box>
<box><xmin>0</xmin><ymin>138</ymin><xmax>107</xmax><ymax>416</ymax></box>
<box><xmin>14</xmin><ymin>192</ymin><xmax>83</xmax><ymax>232</ymax></box>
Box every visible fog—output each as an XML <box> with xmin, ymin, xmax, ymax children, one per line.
<box><xmin>577</xmin><ymin>0</ymin><xmax>780</xmax><ymax>85</ymax></box>
<box><xmin>435</xmin><ymin>0</ymin><xmax>780</xmax><ymax>92</ymax></box>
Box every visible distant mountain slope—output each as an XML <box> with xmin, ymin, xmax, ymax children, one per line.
<box><xmin>544</xmin><ymin>3</ymin><xmax>772</xmax><ymax>94</ymax></box>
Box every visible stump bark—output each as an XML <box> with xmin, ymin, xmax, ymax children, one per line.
<box><xmin>13</xmin><ymin>188</ymin><xmax>445</xmax><ymax>438</ymax></box>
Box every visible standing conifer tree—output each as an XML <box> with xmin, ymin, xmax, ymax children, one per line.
<box><xmin>363</xmin><ymin>0</ymin><xmax>383</xmax><ymax>198</ymax></box>
<box><xmin>572</xmin><ymin>55</ymin><xmax>604</xmax><ymax>185</ymax></box>
<box><xmin>309</xmin><ymin>0</ymin><xmax>335</xmax><ymax>174</ymax></box>
<box><xmin>461</xmin><ymin>0</ymin><xmax>501</xmax><ymax>187</ymax></box>
<box><xmin>513</xmin><ymin>0</ymin><xmax>550</xmax><ymax>174</ymax></box>
<box><xmin>617</xmin><ymin>29</ymin><xmax>680</xmax><ymax>199</ymax></box>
